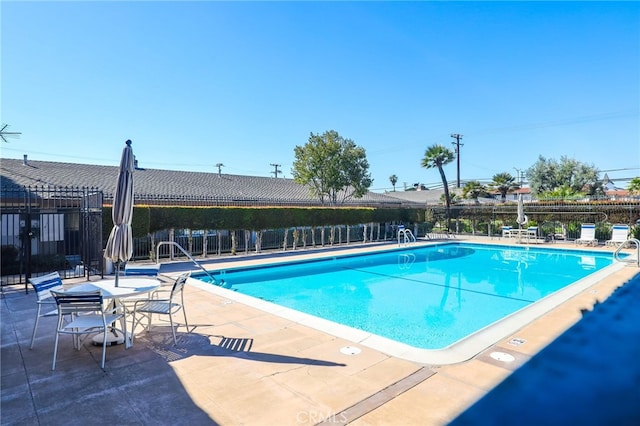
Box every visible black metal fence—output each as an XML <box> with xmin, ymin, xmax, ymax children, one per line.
<box><xmin>4</xmin><ymin>185</ymin><xmax>639</xmax><ymax>289</ymax></box>
<box><xmin>438</xmin><ymin>198</ymin><xmax>640</xmax><ymax>242</ymax></box>
<box><xmin>127</xmin><ymin>222</ymin><xmax>429</xmax><ymax>263</ymax></box>
<box><xmin>122</xmin><ymin>196</ymin><xmax>640</xmax><ymax>263</ymax></box>
<box><xmin>1</xmin><ymin>186</ymin><xmax>104</xmax><ymax>290</ymax></box>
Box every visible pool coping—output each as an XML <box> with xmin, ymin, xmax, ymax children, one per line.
<box><xmin>186</xmin><ymin>241</ymin><xmax>628</xmax><ymax>365</ymax></box>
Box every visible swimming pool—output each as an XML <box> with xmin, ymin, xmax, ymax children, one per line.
<box><xmin>190</xmin><ymin>242</ymin><xmax>624</xmax><ymax>364</ymax></box>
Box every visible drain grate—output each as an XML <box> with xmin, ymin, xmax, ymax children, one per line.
<box><xmin>340</xmin><ymin>346</ymin><xmax>362</xmax><ymax>355</ymax></box>
<box><xmin>508</xmin><ymin>337</ymin><xmax>526</xmax><ymax>346</ymax></box>
<box><xmin>490</xmin><ymin>351</ymin><xmax>516</xmax><ymax>362</ymax></box>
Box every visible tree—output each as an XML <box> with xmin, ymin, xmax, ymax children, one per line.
<box><xmin>462</xmin><ymin>180</ymin><xmax>488</xmax><ymax>203</ymax></box>
<box><xmin>628</xmin><ymin>177</ymin><xmax>640</xmax><ymax>195</ymax></box>
<box><xmin>488</xmin><ymin>172</ymin><xmax>520</xmax><ymax>202</ymax></box>
<box><xmin>389</xmin><ymin>174</ymin><xmax>398</xmax><ymax>191</ymax></box>
<box><xmin>542</xmin><ymin>184</ymin><xmax>584</xmax><ymax>200</ymax></box>
<box><xmin>421</xmin><ymin>144</ymin><xmax>455</xmax><ymax>230</ymax></box>
<box><xmin>292</xmin><ymin>130</ymin><xmax>373</xmax><ymax>205</ymax></box>
<box><xmin>406</xmin><ymin>183</ymin><xmax>427</xmax><ymax>191</ymax></box>
<box><xmin>527</xmin><ymin>155</ymin><xmax>600</xmax><ymax>196</ymax></box>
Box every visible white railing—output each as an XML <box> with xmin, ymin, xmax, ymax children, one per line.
<box><xmin>397</xmin><ymin>226</ymin><xmax>416</xmax><ymax>246</ymax></box>
<box><xmin>614</xmin><ymin>238</ymin><xmax>640</xmax><ymax>267</ymax></box>
<box><xmin>156</xmin><ymin>241</ymin><xmax>218</xmax><ymax>283</ymax></box>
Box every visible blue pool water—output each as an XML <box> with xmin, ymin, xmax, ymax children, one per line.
<box><xmin>194</xmin><ymin>243</ymin><xmax>615</xmax><ymax>350</ymax></box>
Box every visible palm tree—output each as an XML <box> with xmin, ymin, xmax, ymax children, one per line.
<box><xmin>628</xmin><ymin>177</ymin><xmax>640</xmax><ymax>195</ymax></box>
<box><xmin>489</xmin><ymin>172</ymin><xmax>520</xmax><ymax>202</ymax></box>
<box><xmin>389</xmin><ymin>174</ymin><xmax>398</xmax><ymax>191</ymax></box>
<box><xmin>462</xmin><ymin>180</ymin><xmax>488</xmax><ymax>204</ymax></box>
<box><xmin>421</xmin><ymin>144</ymin><xmax>455</xmax><ymax>230</ymax></box>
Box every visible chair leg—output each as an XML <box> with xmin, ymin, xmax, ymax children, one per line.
<box><xmin>132</xmin><ymin>310</ymin><xmax>150</xmax><ymax>343</ymax></box>
<box><xmin>73</xmin><ymin>329</ymin><xmax>81</xmax><ymax>350</ymax></box>
<box><xmin>120</xmin><ymin>314</ymin><xmax>130</xmax><ymax>348</ymax></box>
<box><xmin>131</xmin><ymin>313</ymin><xmax>138</xmax><ymax>344</ymax></box>
<box><xmin>169</xmin><ymin>313</ymin><xmax>177</xmax><ymax>345</ymax></box>
<box><xmin>100</xmin><ymin>328</ymin><xmax>107</xmax><ymax>369</ymax></box>
<box><xmin>52</xmin><ymin>331</ymin><xmax>60</xmax><ymax>371</ymax></box>
<box><xmin>182</xmin><ymin>307</ymin><xmax>189</xmax><ymax>334</ymax></box>
<box><xmin>30</xmin><ymin>306</ymin><xmax>42</xmax><ymax>349</ymax></box>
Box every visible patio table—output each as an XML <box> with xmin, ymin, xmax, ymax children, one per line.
<box><xmin>65</xmin><ymin>277</ymin><xmax>160</xmax><ymax>348</ymax></box>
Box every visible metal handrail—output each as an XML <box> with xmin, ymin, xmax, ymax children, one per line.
<box><xmin>156</xmin><ymin>241</ymin><xmax>218</xmax><ymax>283</ymax></box>
<box><xmin>614</xmin><ymin>238</ymin><xmax>640</xmax><ymax>267</ymax></box>
<box><xmin>398</xmin><ymin>228</ymin><xmax>416</xmax><ymax>246</ymax></box>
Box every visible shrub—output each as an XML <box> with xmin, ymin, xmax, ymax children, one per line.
<box><xmin>31</xmin><ymin>253</ymin><xmax>66</xmax><ymax>273</ymax></box>
<box><xmin>1</xmin><ymin>245</ymin><xmax>20</xmax><ymax>275</ymax></box>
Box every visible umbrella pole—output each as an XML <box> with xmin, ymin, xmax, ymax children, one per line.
<box><xmin>115</xmin><ymin>261</ymin><xmax>120</xmax><ymax>287</ymax></box>
<box><xmin>91</xmin><ymin>259</ymin><xmax>125</xmax><ymax>345</ymax></box>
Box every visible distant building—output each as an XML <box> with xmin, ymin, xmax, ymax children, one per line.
<box><xmin>601</xmin><ymin>173</ymin><xmax>631</xmax><ymax>200</ymax></box>
<box><xmin>1</xmin><ymin>157</ymin><xmax>413</xmax><ymax>207</ymax></box>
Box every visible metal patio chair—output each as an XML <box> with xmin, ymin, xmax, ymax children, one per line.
<box><xmin>50</xmin><ymin>289</ymin><xmax>125</xmax><ymax>370</ymax></box>
<box><xmin>131</xmin><ymin>272</ymin><xmax>190</xmax><ymax>345</ymax></box>
<box><xmin>28</xmin><ymin>272</ymin><xmax>64</xmax><ymax>349</ymax></box>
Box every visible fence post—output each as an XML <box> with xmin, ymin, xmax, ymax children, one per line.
<box><xmin>169</xmin><ymin>229</ymin><xmax>175</xmax><ymax>260</ymax></box>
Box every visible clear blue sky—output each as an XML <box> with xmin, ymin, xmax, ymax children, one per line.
<box><xmin>2</xmin><ymin>1</ymin><xmax>639</xmax><ymax>192</ymax></box>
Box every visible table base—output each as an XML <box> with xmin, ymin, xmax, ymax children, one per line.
<box><xmin>92</xmin><ymin>330</ymin><xmax>126</xmax><ymax>346</ymax></box>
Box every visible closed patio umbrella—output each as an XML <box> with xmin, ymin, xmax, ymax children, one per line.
<box><xmin>104</xmin><ymin>140</ymin><xmax>135</xmax><ymax>287</ymax></box>
<box><xmin>516</xmin><ymin>193</ymin><xmax>528</xmax><ymax>229</ymax></box>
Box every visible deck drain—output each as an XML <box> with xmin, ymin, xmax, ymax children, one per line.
<box><xmin>508</xmin><ymin>337</ymin><xmax>526</xmax><ymax>346</ymax></box>
<box><xmin>340</xmin><ymin>346</ymin><xmax>361</xmax><ymax>355</ymax></box>
<box><xmin>490</xmin><ymin>351</ymin><xmax>516</xmax><ymax>362</ymax></box>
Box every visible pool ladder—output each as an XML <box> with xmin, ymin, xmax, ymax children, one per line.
<box><xmin>156</xmin><ymin>241</ymin><xmax>218</xmax><ymax>283</ymax></box>
<box><xmin>398</xmin><ymin>226</ymin><xmax>416</xmax><ymax>246</ymax></box>
<box><xmin>613</xmin><ymin>238</ymin><xmax>640</xmax><ymax>267</ymax></box>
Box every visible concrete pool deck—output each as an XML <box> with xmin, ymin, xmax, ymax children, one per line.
<box><xmin>2</xmin><ymin>236</ymin><xmax>639</xmax><ymax>425</ymax></box>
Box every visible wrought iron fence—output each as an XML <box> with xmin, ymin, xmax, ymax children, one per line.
<box><xmin>119</xmin><ymin>196</ymin><xmax>640</xmax><ymax>262</ymax></box>
<box><xmin>128</xmin><ymin>222</ymin><xmax>426</xmax><ymax>262</ymax></box>
<box><xmin>1</xmin><ymin>186</ymin><xmax>104</xmax><ymax>290</ymax></box>
<box><xmin>4</xmin><ymin>184</ymin><xmax>638</xmax><ymax>289</ymax></box>
<box><xmin>431</xmin><ymin>197</ymin><xmax>640</xmax><ymax>241</ymax></box>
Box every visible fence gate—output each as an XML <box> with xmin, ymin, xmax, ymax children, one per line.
<box><xmin>1</xmin><ymin>186</ymin><xmax>104</xmax><ymax>292</ymax></box>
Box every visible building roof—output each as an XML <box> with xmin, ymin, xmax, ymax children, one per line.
<box><xmin>0</xmin><ymin>157</ymin><xmax>409</xmax><ymax>207</ymax></box>
<box><xmin>383</xmin><ymin>189</ymin><xmax>446</xmax><ymax>204</ymax></box>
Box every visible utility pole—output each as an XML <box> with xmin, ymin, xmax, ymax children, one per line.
<box><xmin>215</xmin><ymin>163</ymin><xmax>224</xmax><ymax>177</ymax></box>
<box><xmin>270</xmin><ymin>163</ymin><xmax>282</xmax><ymax>178</ymax></box>
<box><xmin>450</xmin><ymin>133</ymin><xmax>463</xmax><ymax>188</ymax></box>
<box><xmin>513</xmin><ymin>167</ymin><xmax>524</xmax><ymax>186</ymax></box>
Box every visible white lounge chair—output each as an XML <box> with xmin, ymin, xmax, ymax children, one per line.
<box><xmin>576</xmin><ymin>223</ymin><xmax>598</xmax><ymax>246</ymax></box>
<box><xmin>606</xmin><ymin>224</ymin><xmax>629</xmax><ymax>246</ymax></box>
<box><xmin>502</xmin><ymin>226</ymin><xmax>513</xmax><ymax>238</ymax></box>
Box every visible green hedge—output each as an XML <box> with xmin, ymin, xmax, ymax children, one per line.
<box><xmin>103</xmin><ymin>206</ymin><xmax>426</xmax><ymax>238</ymax></box>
